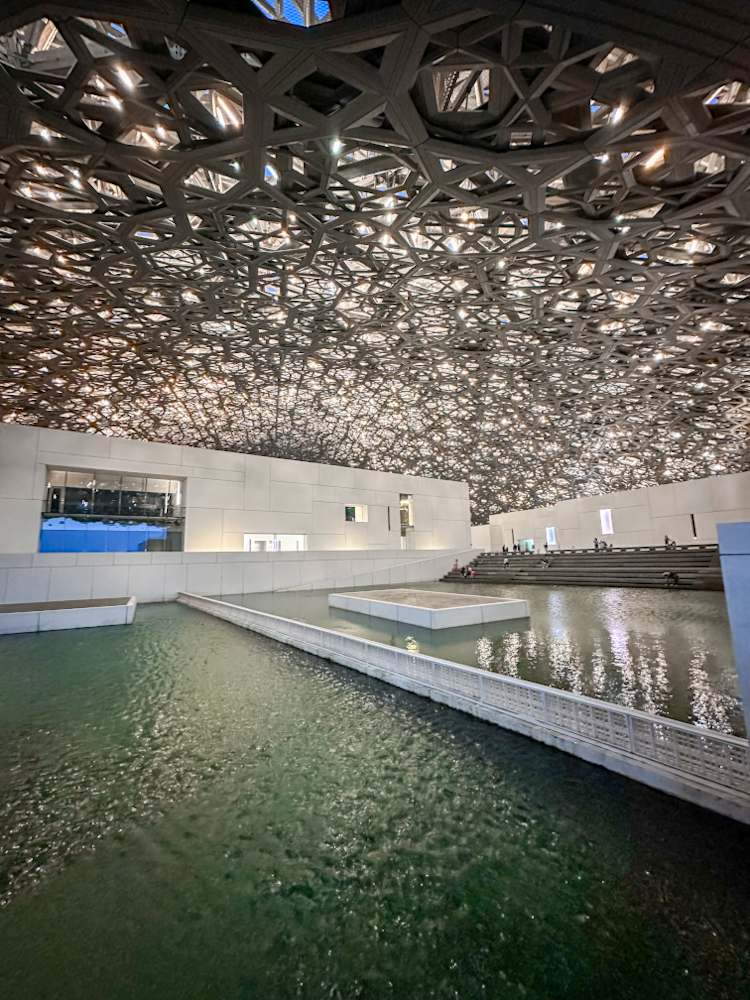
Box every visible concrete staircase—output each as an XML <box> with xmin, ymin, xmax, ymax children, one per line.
<box><xmin>443</xmin><ymin>545</ymin><xmax>723</xmax><ymax>591</ymax></box>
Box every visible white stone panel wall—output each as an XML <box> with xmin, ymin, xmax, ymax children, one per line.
<box><xmin>484</xmin><ymin>471</ymin><xmax>750</xmax><ymax>549</ymax></box>
<box><xmin>0</xmin><ymin>423</ymin><xmax>471</xmax><ymax>553</ymax></box>
<box><xmin>0</xmin><ymin>548</ymin><xmax>476</xmax><ymax>605</ymax></box>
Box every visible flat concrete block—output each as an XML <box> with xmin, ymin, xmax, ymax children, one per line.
<box><xmin>39</xmin><ymin>605</ymin><xmax>128</xmax><ymax>631</ymax></box>
<box><xmin>0</xmin><ymin>596</ymin><xmax>136</xmax><ymax>634</ymax></box>
<box><xmin>0</xmin><ymin>610</ymin><xmax>40</xmax><ymax>634</ymax></box>
<box><xmin>328</xmin><ymin>589</ymin><xmax>530</xmax><ymax>629</ymax></box>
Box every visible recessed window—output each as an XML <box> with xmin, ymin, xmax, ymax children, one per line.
<box><xmin>244</xmin><ymin>534</ymin><xmax>306</xmax><ymax>552</ymax></box>
<box><xmin>40</xmin><ymin>468</ymin><xmax>184</xmax><ymax>552</ymax></box>
<box><xmin>345</xmin><ymin>504</ymin><xmax>368</xmax><ymax>522</ymax></box>
<box><xmin>599</xmin><ymin>508</ymin><xmax>614</xmax><ymax>535</ymax></box>
<box><xmin>545</xmin><ymin>526</ymin><xmax>556</xmax><ymax>546</ymax></box>
<box><xmin>399</xmin><ymin>494</ymin><xmax>413</xmax><ymax>529</ymax></box>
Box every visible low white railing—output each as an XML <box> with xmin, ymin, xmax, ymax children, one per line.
<box><xmin>177</xmin><ymin>592</ymin><xmax>750</xmax><ymax>802</ymax></box>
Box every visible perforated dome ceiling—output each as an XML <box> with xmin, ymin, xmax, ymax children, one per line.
<box><xmin>0</xmin><ymin>0</ymin><xmax>749</xmax><ymax>521</ymax></box>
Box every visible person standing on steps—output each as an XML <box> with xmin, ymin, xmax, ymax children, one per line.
<box><xmin>593</xmin><ymin>537</ymin><xmax>599</xmax><ymax>550</ymax></box>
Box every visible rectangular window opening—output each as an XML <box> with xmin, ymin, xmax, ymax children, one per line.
<box><xmin>545</xmin><ymin>526</ymin><xmax>556</xmax><ymax>547</ymax></box>
<box><xmin>599</xmin><ymin>508</ymin><xmax>614</xmax><ymax>535</ymax></box>
<box><xmin>399</xmin><ymin>493</ymin><xmax>414</xmax><ymax>532</ymax></box>
<box><xmin>41</xmin><ymin>467</ymin><xmax>184</xmax><ymax>552</ymax></box>
<box><xmin>243</xmin><ymin>534</ymin><xmax>306</xmax><ymax>552</ymax></box>
<box><xmin>345</xmin><ymin>504</ymin><xmax>368</xmax><ymax>523</ymax></box>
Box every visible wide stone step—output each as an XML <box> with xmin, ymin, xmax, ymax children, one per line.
<box><xmin>442</xmin><ymin>545</ymin><xmax>723</xmax><ymax>590</ymax></box>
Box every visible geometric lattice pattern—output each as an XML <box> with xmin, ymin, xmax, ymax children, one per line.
<box><xmin>1</xmin><ymin>2</ymin><xmax>749</xmax><ymax>522</ymax></box>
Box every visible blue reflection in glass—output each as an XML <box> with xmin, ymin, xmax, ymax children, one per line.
<box><xmin>39</xmin><ymin>517</ymin><xmax>168</xmax><ymax>553</ymax></box>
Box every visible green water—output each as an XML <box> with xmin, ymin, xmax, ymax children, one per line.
<box><xmin>223</xmin><ymin>582</ymin><xmax>743</xmax><ymax>736</ymax></box>
<box><xmin>1</xmin><ymin>603</ymin><xmax>749</xmax><ymax>1000</ymax></box>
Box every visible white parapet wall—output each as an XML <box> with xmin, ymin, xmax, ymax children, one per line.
<box><xmin>178</xmin><ymin>592</ymin><xmax>750</xmax><ymax>825</ymax></box>
<box><xmin>0</xmin><ymin>548</ymin><xmax>478</xmax><ymax>605</ymax></box>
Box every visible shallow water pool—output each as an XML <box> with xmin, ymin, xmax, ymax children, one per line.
<box><xmin>223</xmin><ymin>582</ymin><xmax>743</xmax><ymax>735</ymax></box>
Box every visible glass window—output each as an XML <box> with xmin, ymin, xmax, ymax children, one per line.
<box><xmin>41</xmin><ymin>466</ymin><xmax>185</xmax><ymax>552</ymax></box>
<box><xmin>94</xmin><ymin>474</ymin><xmax>121</xmax><ymax>490</ymax></box>
<box><xmin>345</xmin><ymin>505</ymin><xmax>368</xmax><ymax>522</ymax></box>
<box><xmin>39</xmin><ymin>517</ymin><xmax>182</xmax><ymax>553</ymax></box>
<box><xmin>93</xmin><ymin>474</ymin><xmax>121</xmax><ymax>515</ymax></box>
<box><xmin>46</xmin><ymin>471</ymin><xmax>65</xmax><ymax>514</ymax></box>
<box><xmin>121</xmin><ymin>476</ymin><xmax>145</xmax><ymax>492</ymax></box>
<box><xmin>599</xmin><ymin>508</ymin><xmax>614</xmax><ymax>535</ymax></box>
<box><xmin>44</xmin><ymin>468</ymin><xmax>184</xmax><ymax>518</ymax></box>
<box><xmin>62</xmin><ymin>470</ymin><xmax>93</xmax><ymax>514</ymax></box>
<box><xmin>243</xmin><ymin>534</ymin><xmax>306</xmax><ymax>552</ymax></box>
<box><xmin>66</xmin><ymin>471</ymin><xmax>94</xmax><ymax>488</ymax></box>
<box><xmin>146</xmin><ymin>477</ymin><xmax>171</xmax><ymax>494</ymax></box>
<box><xmin>545</xmin><ymin>526</ymin><xmax>556</xmax><ymax>546</ymax></box>
<box><xmin>399</xmin><ymin>493</ymin><xmax>413</xmax><ymax>527</ymax></box>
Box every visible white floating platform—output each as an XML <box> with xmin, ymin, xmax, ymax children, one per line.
<box><xmin>328</xmin><ymin>588</ymin><xmax>530</xmax><ymax>630</ymax></box>
<box><xmin>0</xmin><ymin>596</ymin><xmax>137</xmax><ymax>635</ymax></box>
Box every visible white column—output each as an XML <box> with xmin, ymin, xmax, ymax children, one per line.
<box><xmin>718</xmin><ymin>522</ymin><xmax>750</xmax><ymax>737</ymax></box>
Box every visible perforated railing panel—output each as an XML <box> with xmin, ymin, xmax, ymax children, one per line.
<box><xmin>179</xmin><ymin>594</ymin><xmax>750</xmax><ymax>796</ymax></box>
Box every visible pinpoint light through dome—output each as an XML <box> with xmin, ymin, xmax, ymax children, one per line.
<box><xmin>0</xmin><ymin>5</ymin><xmax>747</xmax><ymax>524</ymax></box>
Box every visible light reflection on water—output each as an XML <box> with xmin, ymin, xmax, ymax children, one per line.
<box><xmin>226</xmin><ymin>583</ymin><xmax>743</xmax><ymax>736</ymax></box>
<box><xmin>2</xmin><ymin>603</ymin><xmax>750</xmax><ymax>1000</ymax></box>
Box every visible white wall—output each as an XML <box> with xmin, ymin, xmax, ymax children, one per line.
<box><xmin>483</xmin><ymin>471</ymin><xmax>750</xmax><ymax>550</ymax></box>
<box><xmin>0</xmin><ymin>423</ymin><xmax>471</xmax><ymax>554</ymax></box>
<box><xmin>0</xmin><ymin>548</ymin><xmax>476</xmax><ymax>605</ymax></box>
<box><xmin>470</xmin><ymin>524</ymin><xmax>491</xmax><ymax>551</ymax></box>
